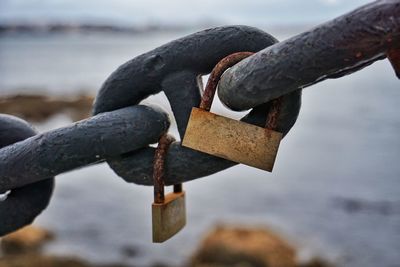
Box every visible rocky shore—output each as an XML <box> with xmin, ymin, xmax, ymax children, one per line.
<box><xmin>0</xmin><ymin>23</ymin><xmax>191</xmax><ymax>35</ymax></box>
<box><xmin>0</xmin><ymin>94</ymin><xmax>94</xmax><ymax>122</ymax></box>
<box><xmin>0</xmin><ymin>225</ymin><xmax>333</xmax><ymax>267</ymax></box>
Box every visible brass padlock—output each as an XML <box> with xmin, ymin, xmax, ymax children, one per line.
<box><xmin>182</xmin><ymin>52</ymin><xmax>283</xmax><ymax>172</ymax></box>
<box><xmin>152</xmin><ymin>134</ymin><xmax>186</xmax><ymax>243</ymax></box>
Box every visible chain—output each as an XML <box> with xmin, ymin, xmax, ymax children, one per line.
<box><xmin>0</xmin><ymin>106</ymin><xmax>170</xmax><ymax>192</ymax></box>
<box><xmin>94</xmin><ymin>25</ymin><xmax>301</xmax><ymax>186</ymax></box>
<box><xmin>1</xmin><ymin>0</ymin><xmax>399</xmax><ymax>236</ymax></box>
<box><xmin>218</xmin><ymin>0</ymin><xmax>400</xmax><ymax>111</ymax></box>
<box><xmin>0</xmin><ymin>114</ymin><xmax>54</xmax><ymax>236</ymax></box>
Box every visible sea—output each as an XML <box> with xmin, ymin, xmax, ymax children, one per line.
<box><xmin>0</xmin><ymin>28</ymin><xmax>399</xmax><ymax>267</ymax></box>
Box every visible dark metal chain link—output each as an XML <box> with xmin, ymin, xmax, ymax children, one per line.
<box><xmin>218</xmin><ymin>0</ymin><xmax>400</xmax><ymax>111</ymax></box>
<box><xmin>0</xmin><ymin>115</ymin><xmax>54</xmax><ymax>236</ymax></box>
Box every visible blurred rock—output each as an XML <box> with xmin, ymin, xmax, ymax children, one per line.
<box><xmin>0</xmin><ymin>255</ymin><xmax>95</xmax><ymax>267</ymax></box>
<box><xmin>332</xmin><ymin>197</ymin><xmax>400</xmax><ymax>216</ymax></box>
<box><xmin>0</xmin><ymin>94</ymin><xmax>94</xmax><ymax>122</ymax></box>
<box><xmin>1</xmin><ymin>225</ymin><xmax>54</xmax><ymax>255</ymax></box>
<box><xmin>151</xmin><ymin>263</ymin><xmax>173</xmax><ymax>267</ymax></box>
<box><xmin>0</xmin><ymin>225</ymin><xmax>165</xmax><ymax>267</ymax></box>
<box><xmin>120</xmin><ymin>244</ymin><xmax>139</xmax><ymax>258</ymax></box>
<box><xmin>298</xmin><ymin>258</ymin><xmax>334</xmax><ymax>267</ymax></box>
<box><xmin>189</xmin><ymin>224</ymin><xmax>297</xmax><ymax>267</ymax></box>
<box><xmin>0</xmin><ymin>224</ymin><xmax>332</xmax><ymax>267</ymax></box>
<box><xmin>1</xmin><ymin>233</ymin><xmax>134</xmax><ymax>267</ymax></box>
<box><xmin>0</xmin><ymin>255</ymin><xmax>132</xmax><ymax>267</ymax></box>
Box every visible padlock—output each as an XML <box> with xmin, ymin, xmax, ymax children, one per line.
<box><xmin>182</xmin><ymin>52</ymin><xmax>283</xmax><ymax>172</ymax></box>
<box><xmin>152</xmin><ymin>134</ymin><xmax>186</xmax><ymax>243</ymax></box>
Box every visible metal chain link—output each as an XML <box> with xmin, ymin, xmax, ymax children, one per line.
<box><xmin>0</xmin><ymin>106</ymin><xmax>170</xmax><ymax>192</ymax></box>
<box><xmin>218</xmin><ymin>0</ymin><xmax>400</xmax><ymax>111</ymax></box>
<box><xmin>0</xmin><ymin>115</ymin><xmax>54</xmax><ymax>236</ymax></box>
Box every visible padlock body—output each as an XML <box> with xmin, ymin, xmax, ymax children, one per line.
<box><xmin>152</xmin><ymin>191</ymin><xmax>186</xmax><ymax>243</ymax></box>
<box><xmin>182</xmin><ymin>108</ymin><xmax>282</xmax><ymax>171</ymax></box>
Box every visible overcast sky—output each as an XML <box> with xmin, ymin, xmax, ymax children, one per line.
<box><xmin>0</xmin><ymin>0</ymin><xmax>372</xmax><ymax>25</ymax></box>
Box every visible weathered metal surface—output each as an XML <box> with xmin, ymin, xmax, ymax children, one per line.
<box><xmin>92</xmin><ymin>26</ymin><xmax>302</xmax><ymax>183</ymax></box>
<box><xmin>200</xmin><ymin>52</ymin><xmax>254</xmax><ymax>111</ymax></box>
<box><xmin>108</xmin><ymin>90</ymin><xmax>301</xmax><ymax>186</ymax></box>
<box><xmin>0</xmin><ymin>114</ymin><xmax>54</xmax><ymax>236</ymax></box>
<box><xmin>218</xmin><ymin>0</ymin><xmax>400</xmax><ymax>111</ymax></box>
<box><xmin>183</xmin><ymin>108</ymin><xmax>282</xmax><ymax>171</ymax></box>
<box><xmin>2</xmin><ymin>1</ymin><xmax>397</xmax><ymax>234</ymax></box>
<box><xmin>0</xmin><ymin>26</ymin><xmax>302</xmax><ymax>191</ymax></box>
<box><xmin>153</xmin><ymin>134</ymin><xmax>176</xmax><ymax>204</ymax></box>
<box><xmin>183</xmin><ymin>52</ymin><xmax>283</xmax><ymax>171</ymax></box>
<box><xmin>0</xmin><ymin>105</ymin><xmax>169</xmax><ymax>192</ymax></box>
<box><xmin>266</xmin><ymin>97</ymin><xmax>284</xmax><ymax>130</ymax></box>
<box><xmin>152</xmin><ymin>191</ymin><xmax>186</xmax><ymax>243</ymax></box>
<box><xmin>93</xmin><ymin>26</ymin><xmax>280</xmax><ymax>138</ymax></box>
<box><xmin>152</xmin><ymin>133</ymin><xmax>185</xmax><ymax>243</ymax></box>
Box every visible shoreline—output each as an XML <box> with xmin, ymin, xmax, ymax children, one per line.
<box><xmin>0</xmin><ymin>225</ymin><xmax>333</xmax><ymax>267</ymax></box>
<box><xmin>0</xmin><ymin>94</ymin><xmax>94</xmax><ymax>122</ymax></box>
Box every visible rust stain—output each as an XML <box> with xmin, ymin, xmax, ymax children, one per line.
<box><xmin>153</xmin><ymin>133</ymin><xmax>175</xmax><ymax>204</ymax></box>
<box><xmin>388</xmin><ymin>48</ymin><xmax>400</xmax><ymax>79</ymax></box>
<box><xmin>265</xmin><ymin>97</ymin><xmax>284</xmax><ymax>131</ymax></box>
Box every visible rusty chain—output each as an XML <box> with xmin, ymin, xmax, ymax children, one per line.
<box><xmin>1</xmin><ymin>0</ymin><xmax>399</xmax><ymax>236</ymax></box>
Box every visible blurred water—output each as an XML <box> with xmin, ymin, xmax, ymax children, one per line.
<box><xmin>1</xmin><ymin>30</ymin><xmax>400</xmax><ymax>267</ymax></box>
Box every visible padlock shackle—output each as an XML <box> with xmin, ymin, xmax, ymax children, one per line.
<box><xmin>153</xmin><ymin>133</ymin><xmax>178</xmax><ymax>204</ymax></box>
<box><xmin>199</xmin><ymin>52</ymin><xmax>254</xmax><ymax>111</ymax></box>
<box><xmin>199</xmin><ymin>51</ymin><xmax>284</xmax><ymax>131</ymax></box>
